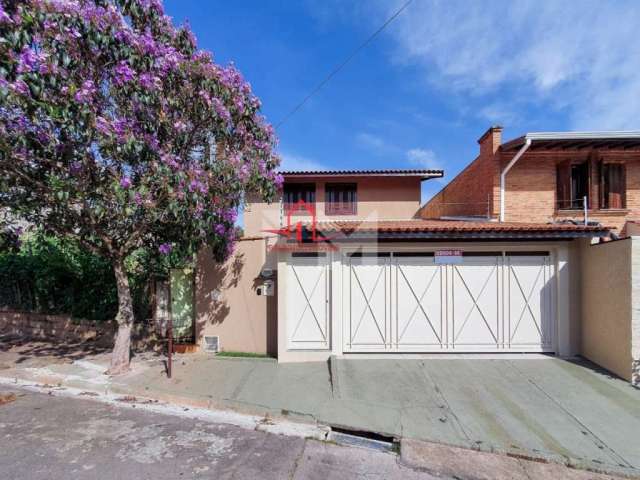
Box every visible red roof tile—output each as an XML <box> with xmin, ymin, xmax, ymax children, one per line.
<box><xmin>279</xmin><ymin>169</ymin><xmax>443</xmax><ymax>178</ymax></box>
<box><xmin>313</xmin><ymin>219</ymin><xmax>609</xmax><ymax>235</ymax></box>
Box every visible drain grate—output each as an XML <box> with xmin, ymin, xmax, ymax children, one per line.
<box><xmin>328</xmin><ymin>426</ymin><xmax>397</xmax><ymax>452</ymax></box>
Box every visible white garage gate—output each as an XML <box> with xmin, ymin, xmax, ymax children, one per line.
<box><xmin>344</xmin><ymin>252</ymin><xmax>556</xmax><ymax>353</ymax></box>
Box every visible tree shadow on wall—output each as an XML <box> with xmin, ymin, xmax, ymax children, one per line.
<box><xmin>194</xmin><ymin>252</ymin><xmax>244</xmax><ymax>345</ymax></box>
<box><xmin>194</xmin><ymin>247</ymin><xmax>277</xmax><ymax>357</ymax></box>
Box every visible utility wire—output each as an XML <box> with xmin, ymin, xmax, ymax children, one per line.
<box><xmin>275</xmin><ymin>0</ymin><xmax>414</xmax><ymax>129</ymax></box>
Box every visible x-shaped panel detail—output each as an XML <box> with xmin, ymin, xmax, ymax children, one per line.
<box><xmin>453</xmin><ymin>265</ymin><xmax>498</xmax><ymax>344</ymax></box>
<box><xmin>350</xmin><ymin>264</ymin><xmax>386</xmax><ymax>344</ymax></box>
<box><xmin>397</xmin><ymin>265</ymin><xmax>441</xmax><ymax>343</ymax></box>
<box><xmin>290</xmin><ymin>265</ymin><xmax>326</xmax><ymax>342</ymax></box>
<box><xmin>509</xmin><ymin>264</ymin><xmax>544</xmax><ymax>342</ymax></box>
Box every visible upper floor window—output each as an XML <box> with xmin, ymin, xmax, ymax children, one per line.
<box><xmin>283</xmin><ymin>183</ymin><xmax>315</xmax><ymax>212</ymax></box>
<box><xmin>325</xmin><ymin>183</ymin><xmax>357</xmax><ymax>215</ymax></box>
<box><xmin>600</xmin><ymin>162</ymin><xmax>626</xmax><ymax>209</ymax></box>
<box><xmin>557</xmin><ymin>161</ymin><xmax>589</xmax><ymax>210</ymax></box>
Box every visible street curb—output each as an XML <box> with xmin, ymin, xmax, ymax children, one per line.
<box><xmin>0</xmin><ymin>376</ymin><xmax>331</xmax><ymax>442</ymax></box>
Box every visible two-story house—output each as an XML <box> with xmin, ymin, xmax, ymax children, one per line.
<box><xmin>421</xmin><ymin>126</ymin><xmax>640</xmax><ymax>235</ymax></box>
<box><xmin>419</xmin><ymin>126</ymin><xmax>640</xmax><ymax>383</ymax></box>
<box><xmin>191</xmin><ymin>163</ymin><xmax>608</xmax><ymax>366</ymax></box>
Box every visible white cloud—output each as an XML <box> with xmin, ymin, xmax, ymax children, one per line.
<box><xmin>406</xmin><ymin>148</ymin><xmax>440</xmax><ymax>170</ymax></box>
<box><xmin>375</xmin><ymin>0</ymin><xmax>640</xmax><ymax>130</ymax></box>
<box><xmin>355</xmin><ymin>132</ymin><xmax>391</xmax><ymax>152</ymax></box>
<box><xmin>278</xmin><ymin>151</ymin><xmax>328</xmax><ymax>171</ymax></box>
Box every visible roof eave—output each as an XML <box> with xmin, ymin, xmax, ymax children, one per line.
<box><xmin>501</xmin><ymin>131</ymin><xmax>640</xmax><ymax>151</ymax></box>
<box><xmin>319</xmin><ymin>230</ymin><xmax>609</xmax><ymax>241</ymax></box>
<box><xmin>280</xmin><ymin>171</ymin><xmax>444</xmax><ymax>180</ymax></box>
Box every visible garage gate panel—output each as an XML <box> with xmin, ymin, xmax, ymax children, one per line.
<box><xmin>343</xmin><ymin>253</ymin><xmax>556</xmax><ymax>353</ymax></box>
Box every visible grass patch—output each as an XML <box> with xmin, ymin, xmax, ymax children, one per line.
<box><xmin>216</xmin><ymin>351</ymin><xmax>271</xmax><ymax>358</ymax></box>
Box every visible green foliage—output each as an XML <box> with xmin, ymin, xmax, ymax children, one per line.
<box><xmin>216</xmin><ymin>351</ymin><xmax>271</xmax><ymax>359</ymax></box>
<box><xmin>0</xmin><ymin>232</ymin><xmax>153</xmax><ymax>322</ymax></box>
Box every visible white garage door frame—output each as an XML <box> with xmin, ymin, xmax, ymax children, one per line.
<box><xmin>341</xmin><ymin>247</ymin><xmax>560</xmax><ymax>355</ymax></box>
<box><xmin>277</xmin><ymin>243</ymin><xmax>573</xmax><ymax>363</ymax></box>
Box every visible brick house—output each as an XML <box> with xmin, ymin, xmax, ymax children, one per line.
<box><xmin>420</xmin><ymin>127</ymin><xmax>640</xmax><ymax>236</ymax></box>
<box><xmin>417</xmin><ymin>127</ymin><xmax>640</xmax><ymax>383</ymax></box>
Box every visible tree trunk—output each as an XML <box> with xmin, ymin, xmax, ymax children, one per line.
<box><xmin>107</xmin><ymin>260</ymin><xmax>134</xmax><ymax>375</ymax></box>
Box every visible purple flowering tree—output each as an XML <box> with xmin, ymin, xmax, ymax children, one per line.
<box><xmin>0</xmin><ymin>0</ymin><xmax>282</xmax><ymax>374</ymax></box>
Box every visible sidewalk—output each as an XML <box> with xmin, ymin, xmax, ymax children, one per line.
<box><xmin>1</xmin><ymin>336</ymin><xmax>639</xmax><ymax>479</ymax></box>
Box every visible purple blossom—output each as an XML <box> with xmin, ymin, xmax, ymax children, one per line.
<box><xmin>11</xmin><ymin>80</ymin><xmax>30</xmax><ymax>96</ymax></box>
<box><xmin>212</xmin><ymin>98</ymin><xmax>231</xmax><ymax>124</ymax></box>
<box><xmin>198</xmin><ymin>89</ymin><xmax>211</xmax><ymax>106</ymax></box>
<box><xmin>139</xmin><ymin>72</ymin><xmax>160</xmax><ymax>90</ymax></box>
<box><xmin>274</xmin><ymin>173</ymin><xmax>284</xmax><ymax>188</ymax></box>
<box><xmin>120</xmin><ymin>176</ymin><xmax>132</xmax><ymax>188</ymax></box>
<box><xmin>70</xmin><ymin>161</ymin><xmax>82</xmax><ymax>174</ymax></box>
<box><xmin>0</xmin><ymin>4</ymin><xmax>11</xmax><ymax>23</ymax></box>
<box><xmin>134</xmin><ymin>192</ymin><xmax>143</xmax><ymax>205</ymax></box>
<box><xmin>137</xmin><ymin>30</ymin><xmax>157</xmax><ymax>55</ymax></box>
<box><xmin>17</xmin><ymin>47</ymin><xmax>38</xmax><ymax>73</ymax></box>
<box><xmin>140</xmin><ymin>0</ymin><xmax>164</xmax><ymax>15</ymax></box>
<box><xmin>113</xmin><ymin>61</ymin><xmax>135</xmax><ymax>85</ymax></box>
<box><xmin>157</xmin><ymin>50</ymin><xmax>182</xmax><ymax>73</ymax></box>
<box><xmin>174</xmin><ymin>120</ymin><xmax>188</xmax><ymax>132</ymax></box>
<box><xmin>95</xmin><ymin>116</ymin><xmax>111</xmax><ymax>135</ymax></box>
<box><xmin>158</xmin><ymin>243</ymin><xmax>172</xmax><ymax>255</ymax></box>
<box><xmin>222</xmin><ymin>208</ymin><xmax>237</xmax><ymax>223</ymax></box>
<box><xmin>234</xmin><ymin>97</ymin><xmax>244</xmax><ymax>113</ymax></box>
<box><xmin>161</xmin><ymin>153</ymin><xmax>180</xmax><ymax>169</ymax></box>
<box><xmin>113</xmin><ymin>118</ymin><xmax>129</xmax><ymax>139</ymax></box>
<box><xmin>74</xmin><ymin>80</ymin><xmax>96</xmax><ymax>102</ymax></box>
<box><xmin>214</xmin><ymin>223</ymin><xmax>226</xmax><ymax>236</ymax></box>
<box><xmin>239</xmin><ymin>164</ymin><xmax>250</xmax><ymax>181</ymax></box>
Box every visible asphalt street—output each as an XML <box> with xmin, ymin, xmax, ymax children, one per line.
<box><xmin>0</xmin><ymin>386</ymin><xmax>437</xmax><ymax>480</ymax></box>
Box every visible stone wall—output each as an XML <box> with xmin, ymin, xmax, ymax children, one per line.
<box><xmin>0</xmin><ymin>310</ymin><xmax>160</xmax><ymax>350</ymax></box>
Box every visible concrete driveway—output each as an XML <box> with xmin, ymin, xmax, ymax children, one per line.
<box><xmin>107</xmin><ymin>355</ymin><xmax>640</xmax><ymax>475</ymax></box>
<box><xmin>1</xmin><ymin>339</ymin><xmax>639</xmax><ymax>476</ymax></box>
<box><xmin>328</xmin><ymin>358</ymin><xmax>640</xmax><ymax>474</ymax></box>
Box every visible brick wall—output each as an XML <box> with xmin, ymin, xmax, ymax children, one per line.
<box><xmin>419</xmin><ymin>127</ymin><xmax>501</xmax><ymax>219</ymax></box>
<box><xmin>420</xmin><ymin>125</ymin><xmax>640</xmax><ymax>234</ymax></box>
<box><xmin>502</xmin><ymin>150</ymin><xmax>640</xmax><ymax>234</ymax></box>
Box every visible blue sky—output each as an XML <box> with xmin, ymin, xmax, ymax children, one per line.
<box><xmin>164</xmin><ymin>0</ymin><xmax>640</xmax><ymax>202</ymax></box>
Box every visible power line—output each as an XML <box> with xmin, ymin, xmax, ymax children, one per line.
<box><xmin>275</xmin><ymin>0</ymin><xmax>414</xmax><ymax>129</ymax></box>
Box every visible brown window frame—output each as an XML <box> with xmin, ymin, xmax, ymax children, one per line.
<box><xmin>283</xmin><ymin>183</ymin><xmax>316</xmax><ymax>214</ymax></box>
<box><xmin>599</xmin><ymin>161</ymin><xmax>626</xmax><ymax>210</ymax></box>
<box><xmin>325</xmin><ymin>183</ymin><xmax>357</xmax><ymax>216</ymax></box>
<box><xmin>556</xmin><ymin>160</ymin><xmax>591</xmax><ymax>210</ymax></box>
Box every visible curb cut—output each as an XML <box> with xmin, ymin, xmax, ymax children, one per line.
<box><xmin>399</xmin><ymin>438</ymin><xmax>640</xmax><ymax>480</ymax></box>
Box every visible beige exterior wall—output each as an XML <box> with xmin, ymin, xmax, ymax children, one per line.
<box><xmin>580</xmin><ymin>238</ymin><xmax>633</xmax><ymax>381</ymax></box>
<box><xmin>195</xmin><ymin>237</ymin><xmax>278</xmax><ymax>355</ymax></box>
<box><xmin>244</xmin><ymin>176</ymin><xmax>423</xmax><ymax>237</ymax></box>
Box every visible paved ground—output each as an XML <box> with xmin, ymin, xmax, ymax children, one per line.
<box><xmin>1</xmin><ymin>337</ymin><xmax>639</xmax><ymax>477</ymax></box>
<box><xmin>0</xmin><ymin>386</ymin><xmax>438</xmax><ymax>480</ymax></box>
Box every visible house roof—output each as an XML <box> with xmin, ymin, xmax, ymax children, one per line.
<box><xmin>279</xmin><ymin>169</ymin><xmax>443</xmax><ymax>180</ymax></box>
<box><xmin>501</xmin><ymin>131</ymin><xmax>640</xmax><ymax>151</ymax></box>
<box><xmin>309</xmin><ymin>219</ymin><xmax>610</xmax><ymax>240</ymax></box>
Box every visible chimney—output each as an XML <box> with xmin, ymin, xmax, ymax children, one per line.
<box><xmin>477</xmin><ymin>125</ymin><xmax>503</xmax><ymax>157</ymax></box>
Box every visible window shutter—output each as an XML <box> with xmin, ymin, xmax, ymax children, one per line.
<box><xmin>600</xmin><ymin>163</ymin><xmax>626</xmax><ymax>209</ymax></box>
<box><xmin>608</xmin><ymin>163</ymin><xmax>625</xmax><ymax>209</ymax></box>
<box><xmin>599</xmin><ymin>160</ymin><xmax>605</xmax><ymax>209</ymax></box>
<box><xmin>325</xmin><ymin>183</ymin><xmax>357</xmax><ymax>215</ymax></box>
<box><xmin>556</xmin><ymin>161</ymin><xmax>570</xmax><ymax>210</ymax></box>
